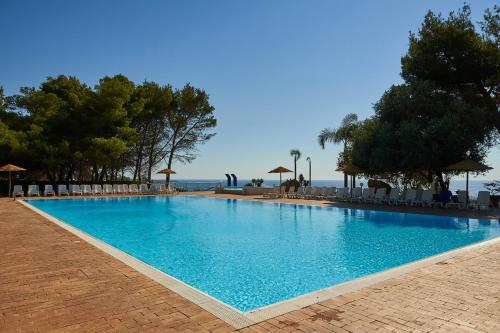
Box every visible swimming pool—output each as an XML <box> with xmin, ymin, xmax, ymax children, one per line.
<box><xmin>26</xmin><ymin>196</ymin><xmax>500</xmax><ymax>312</ymax></box>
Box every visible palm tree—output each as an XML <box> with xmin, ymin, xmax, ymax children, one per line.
<box><xmin>289</xmin><ymin>149</ymin><xmax>302</xmax><ymax>180</ymax></box>
<box><xmin>318</xmin><ymin>113</ymin><xmax>359</xmax><ymax>187</ymax></box>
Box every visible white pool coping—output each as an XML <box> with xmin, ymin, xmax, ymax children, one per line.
<box><xmin>18</xmin><ymin>198</ymin><xmax>500</xmax><ymax>329</ymax></box>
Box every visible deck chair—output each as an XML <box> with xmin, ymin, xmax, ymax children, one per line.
<box><xmin>128</xmin><ymin>184</ymin><xmax>139</xmax><ymax>194</ymax></box>
<box><xmin>44</xmin><ymin>185</ymin><xmax>55</xmax><ymax>196</ymax></box>
<box><xmin>139</xmin><ymin>184</ymin><xmax>149</xmax><ymax>194</ymax></box>
<box><xmin>103</xmin><ymin>184</ymin><xmax>113</xmax><ymax>195</ymax></box>
<box><xmin>12</xmin><ymin>185</ymin><xmax>24</xmax><ymax>197</ymax></box>
<box><xmin>57</xmin><ymin>185</ymin><xmax>69</xmax><ymax>196</ymax></box>
<box><xmin>121</xmin><ymin>184</ymin><xmax>129</xmax><ymax>194</ymax></box>
<box><xmin>92</xmin><ymin>184</ymin><xmax>103</xmax><ymax>195</ymax></box>
<box><xmin>69</xmin><ymin>184</ymin><xmax>82</xmax><ymax>196</ymax></box>
<box><xmin>469</xmin><ymin>191</ymin><xmax>491</xmax><ymax>210</ymax></box>
<box><xmin>82</xmin><ymin>184</ymin><xmax>92</xmax><ymax>195</ymax></box>
<box><xmin>149</xmin><ymin>184</ymin><xmax>158</xmax><ymax>194</ymax></box>
<box><xmin>403</xmin><ymin>189</ymin><xmax>417</xmax><ymax>206</ymax></box>
<box><xmin>112</xmin><ymin>184</ymin><xmax>122</xmax><ymax>194</ymax></box>
<box><xmin>387</xmin><ymin>189</ymin><xmax>400</xmax><ymax>205</ymax></box>
<box><xmin>350</xmin><ymin>187</ymin><xmax>362</xmax><ymax>202</ymax></box>
<box><xmin>373</xmin><ymin>188</ymin><xmax>387</xmax><ymax>204</ymax></box>
<box><xmin>414</xmin><ymin>189</ymin><xmax>433</xmax><ymax>207</ymax></box>
<box><xmin>27</xmin><ymin>185</ymin><xmax>40</xmax><ymax>197</ymax></box>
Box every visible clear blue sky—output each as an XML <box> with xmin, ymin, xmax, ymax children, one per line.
<box><xmin>1</xmin><ymin>0</ymin><xmax>498</xmax><ymax>181</ymax></box>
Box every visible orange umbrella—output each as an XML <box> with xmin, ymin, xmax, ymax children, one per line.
<box><xmin>268</xmin><ymin>166</ymin><xmax>292</xmax><ymax>186</ymax></box>
<box><xmin>0</xmin><ymin>164</ymin><xmax>26</xmax><ymax>197</ymax></box>
<box><xmin>158</xmin><ymin>168</ymin><xmax>176</xmax><ymax>185</ymax></box>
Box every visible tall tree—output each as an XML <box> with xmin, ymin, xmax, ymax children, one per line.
<box><xmin>163</xmin><ymin>84</ymin><xmax>216</xmax><ymax>185</ymax></box>
<box><xmin>289</xmin><ymin>149</ymin><xmax>301</xmax><ymax>180</ymax></box>
<box><xmin>318</xmin><ymin>113</ymin><xmax>359</xmax><ymax>187</ymax></box>
<box><xmin>350</xmin><ymin>5</ymin><xmax>500</xmax><ymax>190</ymax></box>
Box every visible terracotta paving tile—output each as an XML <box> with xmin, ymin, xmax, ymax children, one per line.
<box><xmin>1</xmin><ymin>196</ymin><xmax>499</xmax><ymax>332</ymax></box>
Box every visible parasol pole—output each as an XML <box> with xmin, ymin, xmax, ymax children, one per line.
<box><xmin>8</xmin><ymin>171</ymin><xmax>11</xmax><ymax>198</ymax></box>
<box><xmin>466</xmin><ymin>171</ymin><xmax>469</xmax><ymax>206</ymax></box>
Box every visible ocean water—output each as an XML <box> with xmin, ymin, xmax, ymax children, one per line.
<box><xmin>27</xmin><ymin>196</ymin><xmax>500</xmax><ymax>311</ymax></box>
<box><xmin>159</xmin><ymin>179</ymin><xmax>493</xmax><ymax>197</ymax></box>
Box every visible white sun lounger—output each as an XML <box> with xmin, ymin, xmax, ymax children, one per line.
<box><xmin>12</xmin><ymin>185</ymin><xmax>24</xmax><ymax>197</ymax></box>
<box><xmin>402</xmin><ymin>189</ymin><xmax>417</xmax><ymax>206</ymax></box>
<box><xmin>129</xmin><ymin>184</ymin><xmax>139</xmax><ymax>194</ymax></box>
<box><xmin>149</xmin><ymin>184</ymin><xmax>158</xmax><ymax>194</ymax></box>
<box><xmin>27</xmin><ymin>185</ymin><xmax>40</xmax><ymax>197</ymax></box>
<box><xmin>69</xmin><ymin>185</ymin><xmax>82</xmax><ymax>196</ymax></box>
<box><xmin>414</xmin><ymin>189</ymin><xmax>433</xmax><ymax>207</ymax></box>
<box><xmin>103</xmin><ymin>184</ymin><xmax>113</xmax><ymax>195</ymax></box>
<box><xmin>92</xmin><ymin>184</ymin><xmax>103</xmax><ymax>195</ymax></box>
<box><xmin>139</xmin><ymin>184</ymin><xmax>149</xmax><ymax>194</ymax></box>
<box><xmin>121</xmin><ymin>184</ymin><xmax>129</xmax><ymax>193</ymax></box>
<box><xmin>44</xmin><ymin>185</ymin><xmax>55</xmax><ymax>196</ymax></box>
<box><xmin>373</xmin><ymin>188</ymin><xmax>387</xmax><ymax>203</ymax></box>
<box><xmin>386</xmin><ymin>189</ymin><xmax>400</xmax><ymax>205</ymax></box>
<box><xmin>57</xmin><ymin>185</ymin><xmax>69</xmax><ymax>196</ymax></box>
<box><xmin>81</xmin><ymin>184</ymin><xmax>92</xmax><ymax>195</ymax></box>
<box><xmin>469</xmin><ymin>191</ymin><xmax>491</xmax><ymax>210</ymax></box>
<box><xmin>350</xmin><ymin>187</ymin><xmax>362</xmax><ymax>202</ymax></box>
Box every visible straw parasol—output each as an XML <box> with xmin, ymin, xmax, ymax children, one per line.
<box><xmin>268</xmin><ymin>166</ymin><xmax>292</xmax><ymax>187</ymax></box>
<box><xmin>335</xmin><ymin>163</ymin><xmax>362</xmax><ymax>175</ymax></box>
<box><xmin>0</xmin><ymin>164</ymin><xmax>26</xmax><ymax>197</ymax></box>
<box><xmin>336</xmin><ymin>163</ymin><xmax>362</xmax><ymax>188</ymax></box>
<box><xmin>158</xmin><ymin>168</ymin><xmax>176</xmax><ymax>185</ymax></box>
<box><xmin>445</xmin><ymin>159</ymin><xmax>492</xmax><ymax>204</ymax></box>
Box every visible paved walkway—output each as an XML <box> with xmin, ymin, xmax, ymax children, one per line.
<box><xmin>1</xmin><ymin>197</ymin><xmax>499</xmax><ymax>332</ymax></box>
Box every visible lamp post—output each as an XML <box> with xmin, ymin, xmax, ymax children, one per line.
<box><xmin>306</xmin><ymin>157</ymin><xmax>311</xmax><ymax>186</ymax></box>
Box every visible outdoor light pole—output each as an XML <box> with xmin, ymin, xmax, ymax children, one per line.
<box><xmin>306</xmin><ymin>157</ymin><xmax>311</xmax><ymax>186</ymax></box>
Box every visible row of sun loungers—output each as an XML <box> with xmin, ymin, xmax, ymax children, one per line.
<box><xmin>264</xmin><ymin>186</ymin><xmax>493</xmax><ymax>210</ymax></box>
<box><xmin>12</xmin><ymin>184</ymin><xmax>177</xmax><ymax>197</ymax></box>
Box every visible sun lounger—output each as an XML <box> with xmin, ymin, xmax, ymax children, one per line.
<box><xmin>139</xmin><ymin>184</ymin><xmax>149</xmax><ymax>194</ymax></box>
<box><xmin>414</xmin><ymin>189</ymin><xmax>433</xmax><ymax>207</ymax></box>
<box><xmin>283</xmin><ymin>186</ymin><xmax>295</xmax><ymax>198</ymax></box>
<box><xmin>149</xmin><ymin>184</ymin><xmax>158</xmax><ymax>194</ymax></box>
<box><xmin>92</xmin><ymin>184</ymin><xmax>103</xmax><ymax>195</ymax></box>
<box><xmin>373</xmin><ymin>188</ymin><xmax>387</xmax><ymax>203</ymax></box>
<box><xmin>401</xmin><ymin>189</ymin><xmax>417</xmax><ymax>206</ymax></box>
<box><xmin>325</xmin><ymin>187</ymin><xmax>336</xmax><ymax>199</ymax></box>
<box><xmin>167</xmin><ymin>184</ymin><xmax>177</xmax><ymax>194</ymax></box>
<box><xmin>12</xmin><ymin>185</ymin><xmax>24</xmax><ymax>197</ymax></box>
<box><xmin>44</xmin><ymin>185</ymin><xmax>55</xmax><ymax>196</ymax></box>
<box><xmin>350</xmin><ymin>187</ymin><xmax>362</xmax><ymax>202</ymax></box>
<box><xmin>27</xmin><ymin>185</ymin><xmax>40</xmax><ymax>197</ymax></box>
<box><xmin>112</xmin><ymin>184</ymin><xmax>122</xmax><ymax>194</ymax></box>
<box><xmin>363</xmin><ymin>188</ymin><xmax>376</xmax><ymax>203</ymax></box>
<box><xmin>81</xmin><ymin>184</ymin><xmax>92</xmax><ymax>195</ymax></box>
<box><xmin>103</xmin><ymin>184</ymin><xmax>113</xmax><ymax>195</ymax></box>
<box><xmin>57</xmin><ymin>185</ymin><xmax>69</xmax><ymax>196</ymax></box>
<box><xmin>469</xmin><ymin>191</ymin><xmax>491</xmax><ymax>210</ymax></box>
<box><xmin>386</xmin><ymin>189</ymin><xmax>400</xmax><ymax>205</ymax></box>
<box><xmin>129</xmin><ymin>184</ymin><xmax>139</xmax><ymax>194</ymax></box>
<box><xmin>69</xmin><ymin>184</ymin><xmax>82</xmax><ymax>196</ymax></box>
<box><xmin>121</xmin><ymin>184</ymin><xmax>129</xmax><ymax>193</ymax></box>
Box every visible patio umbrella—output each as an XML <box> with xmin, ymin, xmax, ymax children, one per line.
<box><xmin>268</xmin><ymin>166</ymin><xmax>292</xmax><ymax>187</ymax></box>
<box><xmin>0</xmin><ymin>164</ymin><xmax>26</xmax><ymax>197</ymax></box>
<box><xmin>158</xmin><ymin>168</ymin><xmax>176</xmax><ymax>186</ymax></box>
<box><xmin>445</xmin><ymin>159</ymin><xmax>492</xmax><ymax>205</ymax></box>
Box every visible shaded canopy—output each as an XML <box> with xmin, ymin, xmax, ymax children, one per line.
<box><xmin>268</xmin><ymin>166</ymin><xmax>292</xmax><ymax>174</ymax></box>
<box><xmin>157</xmin><ymin>168</ymin><xmax>176</xmax><ymax>174</ymax></box>
<box><xmin>0</xmin><ymin>164</ymin><xmax>26</xmax><ymax>172</ymax></box>
<box><xmin>335</xmin><ymin>163</ymin><xmax>362</xmax><ymax>175</ymax></box>
<box><xmin>445</xmin><ymin>159</ymin><xmax>492</xmax><ymax>172</ymax></box>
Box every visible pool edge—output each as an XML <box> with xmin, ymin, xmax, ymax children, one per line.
<box><xmin>17</xmin><ymin>198</ymin><xmax>500</xmax><ymax>328</ymax></box>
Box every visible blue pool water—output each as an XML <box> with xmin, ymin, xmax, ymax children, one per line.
<box><xmin>26</xmin><ymin>196</ymin><xmax>500</xmax><ymax>311</ymax></box>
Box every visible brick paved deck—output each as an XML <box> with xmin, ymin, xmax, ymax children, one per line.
<box><xmin>1</xmin><ymin>196</ymin><xmax>499</xmax><ymax>332</ymax></box>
